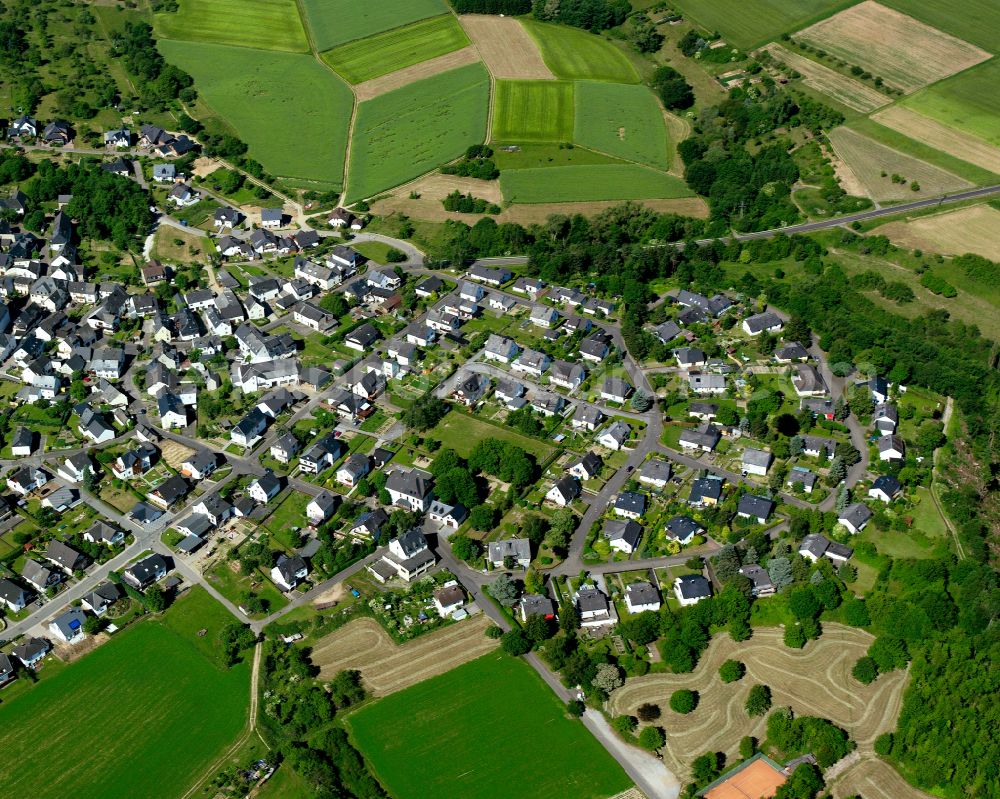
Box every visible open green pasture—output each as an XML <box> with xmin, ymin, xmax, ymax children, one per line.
<box><xmin>501</xmin><ymin>163</ymin><xmax>692</xmax><ymax>203</ymax></box>
<box><xmin>669</xmin><ymin>0</ymin><xmax>850</xmax><ymax>49</ymax></box>
<box><xmin>574</xmin><ymin>81</ymin><xmax>670</xmax><ymax>169</ymax></box>
<box><xmin>159</xmin><ymin>40</ymin><xmax>352</xmax><ymax>188</ymax></box>
<box><xmin>901</xmin><ymin>59</ymin><xmax>1000</xmax><ymax>147</ymax></box>
<box><xmin>492</xmin><ymin>79</ymin><xmax>575</xmax><ymax>142</ymax></box>
<box><xmin>521</xmin><ymin>20</ymin><xmax>639</xmax><ymax>83</ymax></box>
<box><xmin>347</xmin><ymin>63</ymin><xmax>489</xmax><ymax>201</ymax></box>
<box><xmin>880</xmin><ymin>0</ymin><xmax>1000</xmax><ymax>53</ymax></box>
<box><xmin>300</xmin><ymin>0</ymin><xmax>449</xmax><ymax>51</ymax></box>
<box><xmin>0</xmin><ymin>589</ymin><xmax>249</xmax><ymax>799</ymax></box>
<box><xmin>321</xmin><ymin>15</ymin><xmax>469</xmax><ymax>84</ymax></box>
<box><xmin>347</xmin><ymin>653</ymin><xmax>631</xmax><ymax>799</ymax></box>
<box><xmin>427</xmin><ymin>411</ymin><xmax>554</xmax><ymax>460</ymax></box>
<box><xmin>154</xmin><ymin>0</ymin><xmax>308</xmax><ymax>52</ymax></box>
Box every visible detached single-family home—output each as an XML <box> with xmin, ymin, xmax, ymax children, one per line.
<box><xmin>372</xmin><ymin>529</ymin><xmax>435</xmax><ymax>582</ymax></box>
<box><xmin>248</xmin><ymin>473</ymin><xmax>282</xmax><ymax>504</ymax></box>
<box><xmin>22</xmin><ymin>560</ymin><xmax>59</xmax><ymax>593</ymax></box>
<box><xmin>604</xmin><ymin>518</ymin><xmax>642</xmax><ymax>554</ymax></box>
<box><xmin>46</xmin><ymin>540</ymin><xmax>87</xmax><ymax>575</ymax></box>
<box><xmin>483</xmin><ymin>334</ymin><xmax>519</xmax><ymax>364</ymax></box>
<box><xmin>639</xmin><ymin>458</ymin><xmax>671</xmax><ymax>489</ymax></box>
<box><xmin>839</xmin><ymin>502</ymin><xmax>873</xmax><ymax>534</ymax></box>
<box><xmin>385</xmin><ymin>468</ymin><xmax>434</xmax><ymax>512</ymax></box>
<box><xmin>546</xmin><ymin>475</ymin><xmax>581</xmax><ymax>506</ymax></box>
<box><xmin>679</xmin><ymin>423</ymin><xmax>721</xmax><ymax>452</ymax></box>
<box><xmin>877</xmin><ymin>435</ymin><xmax>905</xmax><ymax>462</ymax></box>
<box><xmin>576</xmin><ymin>586</ymin><xmax>614</xmax><ymax>628</ymax></box>
<box><xmin>529</xmin><ymin>304</ymin><xmax>559</xmax><ymax>328</ymax></box>
<box><xmin>520</xmin><ymin>593</ymin><xmax>556</xmax><ymax>622</ymax></box>
<box><xmin>49</xmin><ymin>608</ymin><xmax>87</xmax><ymax>643</ymax></box>
<box><xmin>739</xmin><ymin>565</ymin><xmax>775</xmax><ymax>597</ymax></box>
<box><xmin>597</xmin><ymin>421</ymin><xmax>630</xmax><ymax>451</ymax></box>
<box><xmin>869</xmin><ymin>475</ymin><xmax>901</xmax><ymax>503</ymax></box>
<box><xmin>81</xmin><ymin>582</ymin><xmax>120</xmax><ymax>615</ymax></box>
<box><xmin>799</xmin><ymin>533</ymin><xmax>853</xmax><ymax>564</ymax></box>
<box><xmin>666</xmin><ymin>514</ymin><xmax>703</xmax><ymax>545</ymax></box>
<box><xmin>433</xmin><ymin>583</ymin><xmax>465</xmax><ymax>618</ymax></box>
<box><xmin>337</xmin><ymin>453</ymin><xmax>371</xmax><ymax>487</ymax></box>
<box><xmin>625</xmin><ymin>581</ymin><xmax>661</xmax><ymax>613</ymax></box>
<box><xmin>567</xmin><ymin>451</ymin><xmax>602</xmax><ymax>481</ymax></box>
<box><xmin>271</xmin><ymin>554</ymin><xmax>309</xmax><ymax>591</ymax></box>
<box><xmin>83</xmin><ymin>521</ymin><xmax>125</xmax><ymax>548</ymax></box>
<box><xmin>786</xmin><ymin>467</ymin><xmax>817</xmax><ymax>494</ymax></box>
<box><xmin>872</xmin><ymin>404</ymin><xmax>898</xmax><ymax>436</ymax></box>
<box><xmin>792</xmin><ymin>364</ymin><xmax>827</xmax><ymax>397</ymax></box>
<box><xmin>742</xmin><ymin>448</ymin><xmax>772</xmax><ymax>477</ymax></box>
<box><xmin>487</xmin><ymin>538</ymin><xmax>531</xmax><ymax>569</ymax></box>
<box><xmin>674</xmin><ymin>574</ymin><xmax>712</xmax><ymax>606</ymax></box>
<box><xmin>124</xmin><ymin>554</ymin><xmax>169</xmax><ymax>590</ymax></box>
<box><xmin>775</xmin><ymin>342</ymin><xmax>809</xmax><ymax>363</ymax></box>
<box><xmin>689</xmin><ymin>373</ymin><xmax>726</xmax><ymax>395</ymax></box>
<box><xmin>12</xmin><ymin>637</ymin><xmax>50</xmax><ymax>668</ymax></box>
<box><xmin>0</xmin><ymin>578</ymin><xmax>31</xmax><ymax>613</ymax></box>
<box><xmin>742</xmin><ymin>311</ymin><xmax>783</xmax><ymax>336</ymax></box>
<box><xmin>600</xmin><ymin>376</ymin><xmax>632</xmax><ymax>404</ymax></box>
<box><xmin>613</xmin><ymin>491</ymin><xmax>646</xmax><ymax>520</ymax></box>
<box><xmin>737</xmin><ymin>494</ymin><xmax>774</xmax><ymax>524</ymax></box>
<box><xmin>307</xmin><ymin>491</ymin><xmax>339</xmax><ymax>527</ymax></box>
<box><xmin>427</xmin><ymin>500</ymin><xmax>468</xmax><ymax>530</ymax></box>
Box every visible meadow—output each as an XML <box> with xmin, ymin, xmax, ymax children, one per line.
<box><xmin>879</xmin><ymin>0</ymin><xmax>1000</xmax><ymax>53</ymax></box>
<box><xmin>348</xmin><ymin>654</ymin><xmax>631</xmax><ymax>799</ymax></box>
<box><xmin>321</xmin><ymin>15</ymin><xmax>470</xmax><ymax>84</ymax></box>
<box><xmin>901</xmin><ymin>60</ymin><xmax>1000</xmax><ymax>148</ymax></box>
<box><xmin>154</xmin><ymin>0</ymin><xmax>308</xmax><ymax>52</ymax></box>
<box><xmin>501</xmin><ymin>164</ymin><xmax>692</xmax><ymax>203</ymax></box>
<box><xmin>300</xmin><ymin>0</ymin><xmax>449</xmax><ymax>51</ymax></box>
<box><xmin>347</xmin><ymin>63</ymin><xmax>490</xmax><ymax>201</ymax></box>
<box><xmin>428</xmin><ymin>411</ymin><xmax>554</xmax><ymax>460</ymax></box>
<box><xmin>491</xmin><ymin>80</ymin><xmax>575</xmax><ymax>142</ymax></box>
<box><xmin>669</xmin><ymin>0</ymin><xmax>848</xmax><ymax>50</ymax></box>
<box><xmin>574</xmin><ymin>81</ymin><xmax>670</xmax><ymax>169</ymax></box>
<box><xmin>0</xmin><ymin>589</ymin><xmax>249</xmax><ymax>799</ymax></box>
<box><xmin>159</xmin><ymin>40</ymin><xmax>353</xmax><ymax>189</ymax></box>
<box><xmin>521</xmin><ymin>20</ymin><xmax>639</xmax><ymax>83</ymax></box>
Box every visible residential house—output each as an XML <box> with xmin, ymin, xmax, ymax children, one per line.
<box><xmin>82</xmin><ymin>521</ymin><xmax>125</xmax><ymax>548</ymax></box>
<box><xmin>742</xmin><ymin>448</ymin><xmax>772</xmax><ymax>477</ymax></box>
<box><xmin>839</xmin><ymin>502</ymin><xmax>873</xmax><ymax>534</ymax></box>
<box><xmin>433</xmin><ymin>583</ymin><xmax>465</xmax><ymax>618</ymax></box>
<box><xmin>689</xmin><ymin>476</ymin><xmax>724</xmax><ymax>506</ymax></box>
<box><xmin>180</xmin><ymin>449</ymin><xmax>217</xmax><ymax>481</ymax></box>
<box><xmin>529</xmin><ymin>304</ymin><xmax>559</xmax><ymax>328</ymax></box>
<box><xmin>600</xmin><ymin>376</ymin><xmax>632</xmax><ymax>404</ymax></box>
<box><xmin>549</xmin><ymin>360</ymin><xmax>586</xmax><ymax>391</ymax></box>
<box><xmin>798</xmin><ymin>533</ymin><xmax>853</xmax><ymax>564</ymax></box>
<box><xmin>520</xmin><ymin>593</ymin><xmax>555</xmax><ymax>622</ymax></box>
<box><xmin>385</xmin><ymin>468</ymin><xmax>434</xmax><ymax>512</ymax></box>
<box><xmin>487</xmin><ymin>538</ymin><xmax>531</xmax><ymax>569</ymax></box>
<box><xmin>344</xmin><ymin>323</ymin><xmax>380</xmax><ymax>352</ymax></box>
<box><xmin>13</xmin><ymin>638</ymin><xmax>50</xmax><ymax>668</ymax></box>
<box><xmin>427</xmin><ymin>500</ymin><xmax>467</xmax><ymax>530</ymax></box>
<box><xmin>81</xmin><ymin>582</ymin><xmax>121</xmax><ymax>615</ymax></box>
<box><xmin>270</xmin><ymin>432</ymin><xmax>300</xmax><ymax>464</ymax></box>
<box><xmin>337</xmin><ymin>453</ymin><xmax>370</xmax><ymax>488</ymax></box>
<box><xmin>0</xmin><ymin>578</ymin><xmax>31</xmax><ymax>613</ymax></box>
<box><xmin>739</xmin><ymin>565</ymin><xmax>775</xmax><ymax>597</ymax></box>
<box><xmin>614</xmin><ymin>491</ymin><xmax>646</xmax><ymax>520</ymax></box>
<box><xmin>689</xmin><ymin>373</ymin><xmax>726</xmax><ymax>395</ymax></box>
<box><xmin>248</xmin><ymin>473</ymin><xmax>282</xmax><ymax>505</ymax></box>
<box><xmin>786</xmin><ymin>467</ymin><xmax>817</xmax><ymax>494</ymax></box>
<box><xmin>467</xmin><ymin>265</ymin><xmax>511</xmax><ymax>286</ymax></box>
<box><xmin>49</xmin><ymin>608</ymin><xmax>87</xmax><ymax>643</ymax></box>
<box><xmin>597</xmin><ymin>420</ymin><xmax>631</xmax><ymax>451</ymax></box>
<box><xmin>271</xmin><ymin>554</ymin><xmax>309</xmax><ymax>591</ymax></box>
<box><xmin>666</xmin><ymin>514</ymin><xmax>703</xmax><ymax>545</ymax></box>
<box><xmin>351</xmin><ymin>508</ymin><xmax>389</xmax><ymax>541</ymax></box>
<box><xmin>231</xmin><ymin>408</ymin><xmax>268</xmax><ymax>447</ymax></box>
<box><xmin>373</xmin><ymin>529</ymin><xmax>435</xmax><ymax>582</ymax></box>
<box><xmin>158</xmin><ymin>391</ymin><xmax>188</xmax><ymax>429</ymax></box>
<box><xmin>792</xmin><ymin>364</ymin><xmax>827</xmax><ymax>397</ymax></box>
<box><xmin>877</xmin><ymin>435</ymin><xmax>905</xmax><ymax>461</ymax></box>
<box><xmin>576</xmin><ymin>586</ymin><xmax>614</xmax><ymax>628</ymax></box>
<box><xmin>7</xmin><ymin>465</ymin><xmax>47</xmax><ymax>495</ymax></box>
<box><xmin>307</xmin><ymin>491</ymin><xmax>339</xmax><ymax>527</ymax></box>
<box><xmin>567</xmin><ymin>451</ymin><xmax>602</xmax><ymax>481</ymax></box>
<box><xmin>742</xmin><ymin>311</ymin><xmax>783</xmax><ymax>336</ymax></box>
<box><xmin>674</xmin><ymin>574</ymin><xmax>712</xmax><ymax>606</ymax></box>
<box><xmin>56</xmin><ymin>453</ymin><xmax>93</xmax><ymax>484</ymax></box>
<box><xmin>512</xmin><ymin>348</ymin><xmax>550</xmax><ymax>377</ymax></box>
<box><xmin>453</xmin><ymin>371</ymin><xmax>490</xmax><ymax>406</ymax></box>
<box><xmin>147</xmin><ymin>475</ymin><xmax>189</xmax><ymax>509</ymax></box>
<box><xmin>737</xmin><ymin>495</ymin><xmax>774</xmax><ymax>524</ymax></box>
<box><xmin>775</xmin><ymin>342</ymin><xmax>809</xmax><ymax>363</ymax></box>
<box><xmin>604</xmin><ymin>518</ymin><xmax>642</xmax><ymax>554</ymax></box>
<box><xmin>546</xmin><ymin>475</ymin><xmax>581</xmax><ymax>507</ymax></box>
<box><xmin>46</xmin><ymin>540</ymin><xmax>87</xmax><ymax>575</ymax></box>
<box><xmin>679</xmin><ymin>423</ymin><xmax>721</xmax><ymax>452</ymax></box>
<box><xmin>572</xmin><ymin>404</ymin><xmax>604</xmax><ymax>431</ymax></box>
<box><xmin>869</xmin><ymin>475</ymin><xmax>901</xmax><ymax>503</ymax></box>
<box><xmin>483</xmin><ymin>334</ymin><xmax>519</xmax><ymax>364</ymax></box>
<box><xmin>625</xmin><ymin>581</ymin><xmax>661</xmax><ymax>613</ymax></box>
<box><xmin>872</xmin><ymin>404</ymin><xmax>898</xmax><ymax>436</ymax></box>
<box><xmin>112</xmin><ymin>444</ymin><xmax>157</xmax><ymax>480</ymax></box>
<box><xmin>639</xmin><ymin>458</ymin><xmax>672</xmax><ymax>489</ymax></box>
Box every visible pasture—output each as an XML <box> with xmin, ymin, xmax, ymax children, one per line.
<box><xmin>574</xmin><ymin>81</ymin><xmax>670</xmax><ymax>169</ymax></box>
<box><xmin>902</xmin><ymin>60</ymin><xmax>1000</xmax><ymax>148</ymax></box>
<box><xmin>521</xmin><ymin>19</ymin><xmax>639</xmax><ymax>83</ymax></box>
<box><xmin>0</xmin><ymin>589</ymin><xmax>249</xmax><ymax>799</ymax></box>
<box><xmin>491</xmin><ymin>80</ymin><xmax>575</xmax><ymax>143</ymax></box>
<box><xmin>428</xmin><ymin>412</ymin><xmax>554</xmax><ymax>460</ymax></box>
<box><xmin>795</xmin><ymin>1</ymin><xmax>990</xmax><ymax>94</ymax></box>
<box><xmin>501</xmin><ymin>164</ymin><xmax>692</xmax><ymax>203</ymax></box>
<box><xmin>321</xmin><ymin>15</ymin><xmax>470</xmax><ymax>84</ymax></box>
<box><xmin>609</xmin><ymin>625</ymin><xmax>906</xmax><ymax>779</ymax></box>
<box><xmin>826</xmin><ymin>127</ymin><xmax>972</xmax><ymax>201</ymax></box>
<box><xmin>871</xmin><ymin>205</ymin><xmax>1000</xmax><ymax>261</ymax></box>
<box><xmin>761</xmin><ymin>44</ymin><xmax>891</xmax><ymax>113</ymax></box>
<box><xmin>879</xmin><ymin>0</ymin><xmax>1000</xmax><ymax>53</ymax></box>
<box><xmin>459</xmin><ymin>14</ymin><xmax>554</xmax><ymax>80</ymax></box>
<box><xmin>299</xmin><ymin>0</ymin><xmax>449</xmax><ymax>51</ymax></box>
<box><xmin>346</xmin><ymin>63</ymin><xmax>490</xmax><ymax>202</ymax></box>
<box><xmin>154</xmin><ymin>0</ymin><xmax>308</xmax><ymax>53</ymax></box>
<box><xmin>310</xmin><ymin>616</ymin><xmax>497</xmax><ymax>694</ymax></box>
<box><xmin>159</xmin><ymin>40</ymin><xmax>353</xmax><ymax>189</ymax></box>
<box><xmin>347</xmin><ymin>654</ymin><xmax>632</xmax><ymax>799</ymax></box>
<box><xmin>670</xmin><ymin>0</ymin><xmax>847</xmax><ymax>50</ymax></box>
<box><xmin>870</xmin><ymin>106</ymin><xmax>1000</xmax><ymax>176</ymax></box>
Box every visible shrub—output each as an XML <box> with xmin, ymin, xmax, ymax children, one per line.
<box><xmin>637</xmin><ymin>702</ymin><xmax>661</xmax><ymax>722</ymax></box>
<box><xmin>852</xmin><ymin>656</ymin><xmax>878</xmax><ymax>685</ymax></box>
<box><xmin>638</xmin><ymin>725</ymin><xmax>665</xmax><ymax>751</ymax></box>
<box><xmin>670</xmin><ymin>689</ymin><xmax>698</xmax><ymax>714</ymax></box>
<box><xmin>745</xmin><ymin>684</ymin><xmax>772</xmax><ymax>717</ymax></box>
<box><xmin>874</xmin><ymin>732</ymin><xmax>893</xmax><ymax>756</ymax></box>
<box><xmin>719</xmin><ymin>659</ymin><xmax>745</xmax><ymax>683</ymax></box>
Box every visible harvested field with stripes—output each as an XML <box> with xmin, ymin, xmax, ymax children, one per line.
<box><xmin>871</xmin><ymin>204</ymin><xmax>1000</xmax><ymax>260</ymax></box>
<box><xmin>761</xmin><ymin>44</ymin><xmax>891</xmax><ymax>113</ymax></box>
<box><xmin>871</xmin><ymin>106</ymin><xmax>1000</xmax><ymax>175</ymax></box>
<box><xmin>460</xmin><ymin>14</ymin><xmax>554</xmax><ymax>80</ymax></box>
<box><xmin>352</xmin><ymin>46</ymin><xmax>480</xmax><ymax>101</ymax></box>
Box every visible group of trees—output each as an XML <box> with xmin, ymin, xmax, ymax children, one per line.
<box><xmin>111</xmin><ymin>21</ymin><xmax>194</xmax><ymax>110</ymax></box>
<box><xmin>449</xmin><ymin>0</ymin><xmax>531</xmax><ymax>13</ymax></box>
<box><xmin>442</xmin><ymin>190</ymin><xmax>501</xmax><ymax>215</ymax></box>
<box><xmin>441</xmin><ymin>145</ymin><xmax>500</xmax><ymax>180</ymax></box>
<box><xmin>531</xmin><ymin>0</ymin><xmax>630</xmax><ymax>31</ymax></box>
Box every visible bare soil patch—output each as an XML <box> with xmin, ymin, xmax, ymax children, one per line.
<box><xmin>796</xmin><ymin>1</ymin><xmax>990</xmax><ymax>93</ymax></box>
<box><xmin>871</xmin><ymin>106</ymin><xmax>1000</xmax><ymax>175</ymax></box>
<box><xmin>160</xmin><ymin>440</ymin><xmax>196</xmax><ymax>470</ymax></box>
<box><xmin>762</xmin><ymin>44</ymin><xmax>891</xmax><ymax>113</ymax></box>
<box><xmin>310</xmin><ymin>615</ymin><xmax>498</xmax><ymax>696</ymax></box>
<box><xmin>353</xmin><ymin>46</ymin><xmax>481</xmax><ymax>101</ymax></box>
<box><xmin>871</xmin><ymin>204</ymin><xmax>1000</xmax><ymax>260</ymax></box>
<box><xmin>312</xmin><ymin>582</ymin><xmax>347</xmax><ymax>608</ymax></box>
<box><xmin>459</xmin><ymin>14</ymin><xmax>554</xmax><ymax>80</ymax></box>
<box><xmin>191</xmin><ymin>157</ymin><xmax>219</xmax><ymax>179</ymax></box>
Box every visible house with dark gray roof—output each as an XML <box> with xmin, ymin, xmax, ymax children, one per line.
<box><xmin>625</xmin><ymin>581</ymin><xmax>661</xmax><ymax>613</ymax></box>
<box><xmin>737</xmin><ymin>495</ymin><xmax>774</xmax><ymax>524</ymax></box>
<box><xmin>666</xmin><ymin>515</ymin><xmax>703</xmax><ymax>544</ymax></box>
<box><xmin>838</xmin><ymin>502</ymin><xmax>873</xmax><ymax>534</ymax></box>
<box><xmin>604</xmin><ymin>519</ymin><xmax>642</xmax><ymax>554</ymax></box>
<box><xmin>673</xmin><ymin>574</ymin><xmax>712</xmax><ymax>606</ymax></box>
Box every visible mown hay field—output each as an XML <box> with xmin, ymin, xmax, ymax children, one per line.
<box><xmin>321</xmin><ymin>14</ymin><xmax>470</xmax><ymax>85</ymax></box>
<box><xmin>160</xmin><ymin>40</ymin><xmax>353</xmax><ymax>189</ymax></box>
<box><xmin>459</xmin><ymin>14</ymin><xmax>554</xmax><ymax>80</ymax></box>
<box><xmin>870</xmin><ymin>205</ymin><xmax>1000</xmax><ymax>261</ymax></box>
<box><xmin>348</xmin><ymin>653</ymin><xmax>632</xmax><ymax>799</ymax></box>
<box><xmin>879</xmin><ymin>0</ymin><xmax>1000</xmax><ymax>53</ymax></box>
<box><xmin>901</xmin><ymin>59</ymin><xmax>1000</xmax><ymax>148</ymax></box>
<box><xmin>521</xmin><ymin>19</ymin><xmax>639</xmax><ymax>83</ymax></box>
<box><xmin>299</xmin><ymin>0</ymin><xmax>448</xmax><ymax>51</ymax></box>
<box><xmin>353</xmin><ymin>47</ymin><xmax>480</xmax><ymax>101</ymax></box>
<box><xmin>154</xmin><ymin>0</ymin><xmax>308</xmax><ymax>53</ymax></box>
<box><xmin>501</xmin><ymin>164</ymin><xmax>693</xmax><ymax>204</ymax></box>
<box><xmin>795</xmin><ymin>1</ymin><xmax>991</xmax><ymax>93</ymax></box>
<box><xmin>761</xmin><ymin>43</ymin><xmax>891</xmax><ymax>113</ymax></box>
<box><xmin>574</xmin><ymin>81</ymin><xmax>670</xmax><ymax>169</ymax></box>
<box><xmin>670</xmin><ymin>0</ymin><xmax>847</xmax><ymax>50</ymax></box>
<box><xmin>346</xmin><ymin>63</ymin><xmax>490</xmax><ymax>201</ymax></box>
<box><xmin>491</xmin><ymin>79</ymin><xmax>575</xmax><ymax>143</ymax></box>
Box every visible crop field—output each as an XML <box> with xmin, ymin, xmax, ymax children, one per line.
<box><xmin>879</xmin><ymin>0</ymin><xmax>1000</xmax><ymax>53</ymax></box>
<box><xmin>491</xmin><ymin>80</ymin><xmax>575</xmax><ymax>143</ymax></box>
<box><xmin>869</xmin><ymin>106</ymin><xmax>1000</xmax><ymax>177</ymax></box>
<box><xmin>501</xmin><ymin>164</ymin><xmax>692</xmax><ymax>204</ymax></box>
<box><xmin>348</xmin><ymin>654</ymin><xmax>632</xmax><ymax>799</ymax></box>
<box><xmin>670</xmin><ymin>0</ymin><xmax>847</xmax><ymax>50</ymax></box>
<box><xmin>521</xmin><ymin>19</ymin><xmax>639</xmax><ymax>83</ymax></box>
<box><xmin>459</xmin><ymin>14</ymin><xmax>554</xmax><ymax>80</ymax></box>
<box><xmin>347</xmin><ymin>63</ymin><xmax>489</xmax><ymax>201</ymax></box>
<box><xmin>299</xmin><ymin>0</ymin><xmax>449</xmax><ymax>51</ymax></box>
<box><xmin>901</xmin><ymin>60</ymin><xmax>1000</xmax><ymax>148</ymax></box>
<box><xmin>154</xmin><ymin>0</ymin><xmax>308</xmax><ymax>53</ymax></box>
<box><xmin>574</xmin><ymin>81</ymin><xmax>670</xmax><ymax>169</ymax></box>
<box><xmin>826</xmin><ymin>127</ymin><xmax>972</xmax><ymax>201</ymax></box>
<box><xmin>310</xmin><ymin>616</ymin><xmax>498</xmax><ymax>694</ymax></box>
<box><xmin>608</xmin><ymin>624</ymin><xmax>907</xmax><ymax>778</ymax></box>
<box><xmin>353</xmin><ymin>47</ymin><xmax>480</xmax><ymax>101</ymax></box>
<box><xmin>795</xmin><ymin>1</ymin><xmax>991</xmax><ymax>94</ymax></box>
<box><xmin>321</xmin><ymin>15</ymin><xmax>470</xmax><ymax>85</ymax></box>
<box><xmin>0</xmin><ymin>589</ymin><xmax>249</xmax><ymax>799</ymax></box>
<box><xmin>160</xmin><ymin>41</ymin><xmax>353</xmax><ymax>189</ymax></box>
<box><xmin>761</xmin><ymin>44</ymin><xmax>890</xmax><ymax>113</ymax></box>
<box><xmin>871</xmin><ymin>205</ymin><xmax>1000</xmax><ymax>261</ymax></box>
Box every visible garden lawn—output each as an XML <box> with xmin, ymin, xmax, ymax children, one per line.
<box><xmin>0</xmin><ymin>589</ymin><xmax>249</xmax><ymax>799</ymax></box>
<box><xmin>501</xmin><ymin>164</ymin><xmax>692</xmax><ymax>203</ymax></box>
<box><xmin>300</xmin><ymin>0</ymin><xmax>449</xmax><ymax>51</ymax></box>
<box><xmin>670</xmin><ymin>0</ymin><xmax>849</xmax><ymax>50</ymax></box>
<box><xmin>347</xmin><ymin>653</ymin><xmax>630</xmax><ymax>799</ymax></box>
<box><xmin>347</xmin><ymin>63</ymin><xmax>490</xmax><ymax>201</ymax></box>
<box><xmin>902</xmin><ymin>59</ymin><xmax>1000</xmax><ymax>147</ymax></box>
<box><xmin>322</xmin><ymin>15</ymin><xmax>469</xmax><ymax>84</ymax></box>
<box><xmin>159</xmin><ymin>41</ymin><xmax>353</xmax><ymax>189</ymax></box>
<box><xmin>154</xmin><ymin>0</ymin><xmax>308</xmax><ymax>52</ymax></box>
<box><xmin>428</xmin><ymin>412</ymin><xmax>554</xmax><ymax>460</ymax></box>
<box><xmin>574</xmin><ymin>81</ymin><xmax>670</xmax><ymax>169</ymax></box>
<box><xmin>492</xmin><ymin>79</ymin><xmax>575</xmax><ymax>143</ymax></box>
<box><xmin>521</xmin><ymin>19</ymin><xmax>639</xmax><ymax>83</ymax></box>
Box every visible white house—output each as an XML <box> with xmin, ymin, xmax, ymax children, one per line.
<box><xmin>546</xmin><ymin>476</ymin><xmax>580</xmax><ymax>507</ymax></box>
<box><xmin>624</xmin><ymin>581</ymin><xmax>661</xmax><ymax>614</ymax></box>
<box><xmin>673</xmin><ymin>574</ymin><xmax>712</xmax><ymax>606</ymax></box>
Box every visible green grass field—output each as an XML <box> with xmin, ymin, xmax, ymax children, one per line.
<box><xmin>347</xmin><ymin>63</ymin><xmax>489</xmax><ymax>201</ymax></box>
<box><xmin>155</xmin><ymin>0</ymin><xmax>308</xmax><ymax>52</ymax></box>
<box><xmin>501</xmin><ymin>164</ymin><xmax>692</xmax><ymax>203</ymax></box>
<box><xmin>902</xmin><ymin>60</ymin><xmax>1000</xmax><ymax>147</ymax></box>
<box><xmin>428</xmin><ymin>412</ymin><xmax>554</xmax><ymax>460</ymax></box>
<box><xmin>492</xmin><ymin>142</ymin><xmax>624</xmax><ymax>170</ymax></box>
<box><xmin>670</xmin><ymin>0</ymin><xmax>849</xmax><ymax>49</ymax></box>
<box><xmin>159</xmin><ymin>40</ymin><xmax>353</xmax><ymax>188</ymax></box>
<box><xmin>521</xmin><ymin>19</ymin><xmax>639</xmax><ymax>83</ymax></box>
<box><xmin>300</xmin><ymin>0</ymin><xmax>449</xmax><ymax>51</ymax></box>
<box><xmin>492</xmin><ymin>79</ymin><xmax>575</xmax><ymax>142</ymax></box>
<box><xmin>574</xmin><ymin>81</ymin><xmax>670</xmax><ymax>169</ymax></box>
<box><xmin>880</xmin><ymin>0</ymin><xmax>1000</xmax><ymax>53</ymax></box>
<box><xmin>348</xmin><ymin>654</ymin><xmax>630</xmax><ymax>799</ymax></box>
<box><xmin>0</xmin><ymin>589</ymin><xmax>249</xmax><ymax>799</ymax></box>
<box><xmin>321</xmin><ymin>15</ymin><xmax>470</xmax><ymax>84</ymax></box>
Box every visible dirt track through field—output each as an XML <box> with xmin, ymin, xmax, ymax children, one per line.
<box><xmin>608</xmin><ymin>625</ymin><xmax>907</xmax><ymax>779</ymax></box>
<box><xmin>460</xmin><ymin>15</ymin><xmax>554</xmax><ymax>80</ymax></box>
<box><xmin>353</xmin><ymin>46</ymin><xmax>481</xmax><ymax>101</ymax></box>
<box><xmin>871</xmin><ymin>204</ymin><xmax>1000</xmax><ymax>260</ymax></box>
<box><xmin>310</xmin><ymin>615</ymin><xmax>498</xmax><ymax>696</ymax></box>
<box><xmin>762</xmin><ymin>44</ymin><xmax>891</xmax><ymax>113</ymax></box>
<box><xmin>871</xmin><ymin>106</ymin><xmax>1000</xmax><ymax>176</ymax></box>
